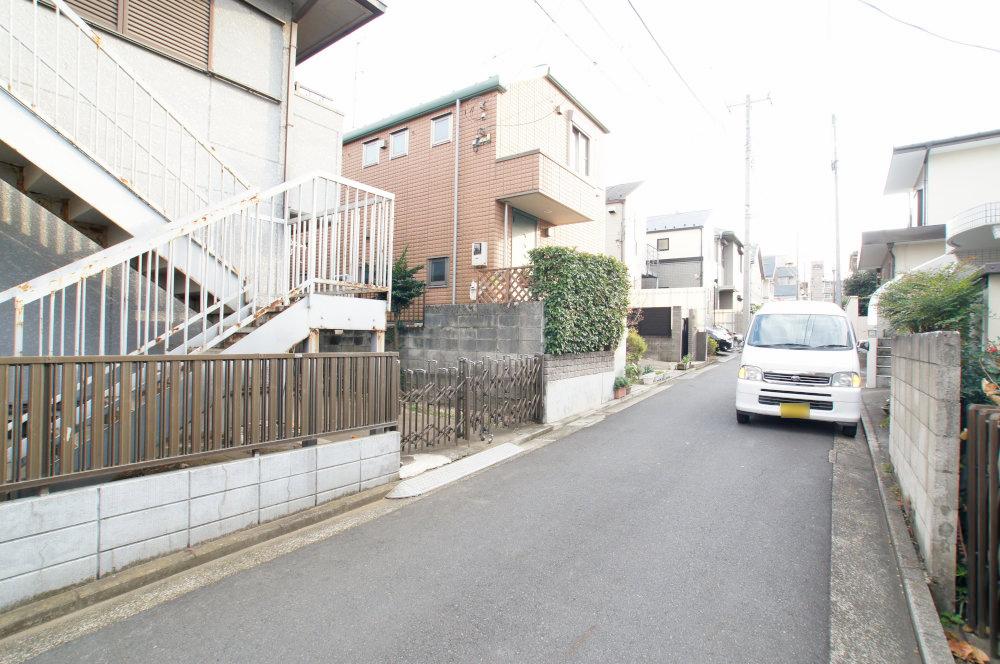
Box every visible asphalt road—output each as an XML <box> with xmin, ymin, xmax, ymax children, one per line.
<box><xmin>31</xmin><ymin>360</ymin><xmax>836</xmax><ymax>663</ymax></box>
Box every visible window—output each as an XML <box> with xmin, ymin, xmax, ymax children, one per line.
<box><xmin>571</xmin><ymin>126</ymin><xmax>590</xmax><ymax>176</ymax></box>
<box><xmin>390</xmin><ymin>129</ymin><xmax>409</xmax><ymax>158</ymax></box>
<box><xmin>65</xmin><ymin>0</ymin><xmax>210</xmax><ymax>68</ymax></box>
<box><xmin>427</xmin><ymin>257</ymin><xmax>448</xmax><ymax>286</ymax></box>
<box><xmin>656</xmin><ymin>238</ymin><xmax>670</xmax><ymax>251</ymax></box>
<box><xmin>431</xmin><ymin>114</ymin><xmax>453</xmax><ymax>146</ymax></box>
<box><xmin>362</xmin><ymin>139</ymin><xmax>380</xmax><ymax>167</ymax></box>
<box><xmin>747</xmin><ymin>314</ymin><xmax>853</xmax><ymax>350</ymax></box>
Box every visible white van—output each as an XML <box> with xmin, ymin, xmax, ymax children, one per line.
<box><xmin>735</xmin><ymin>300</ymin><xmax>865</xmax><ymax>437</ymax></box>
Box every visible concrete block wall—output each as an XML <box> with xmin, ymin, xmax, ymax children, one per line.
<box><xmin>889</xmin><ymin>331</ymin><xmax>961</xmax><ymax>609</ymax></box>
<box><xmin>398</xmin><ymin>302</ymin><xmax>544</xmax><ymax>371</ymax></box>
<box><xmin>0</xmin><ymin>432</ymin><xmax>400</xmax><ymax>611</ymax></box>
<box><xmin>642</xmin><ymin>306</ymin><xmax>684</xmax><ymax>362</ymax></box>
<box><xmin>542</xmin><ymin>351</ymin><xmax>615</xmax><ymax>423</ymax></box>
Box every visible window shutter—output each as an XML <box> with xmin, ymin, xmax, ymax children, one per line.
<box><xmin>64</xmin><ymin>0</ymin><xmax>119</xmax><ymax>30</ymax></box>
<box><xmin>123</xmin><ymin>0</ymin><xmax>211</xmax><ymax>68</ymax></box>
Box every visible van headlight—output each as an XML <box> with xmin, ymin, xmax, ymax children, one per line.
<box><xmin>831</xmin><ymin>371</ymin><xmax>861</xmax><ymax>388</ymax></box>
<box><xmin>738</xmin><ymin>365</ymin><xmax>762</xmax><ymax>381</ymax></box>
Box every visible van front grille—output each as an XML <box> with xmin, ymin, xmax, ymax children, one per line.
<box><xmin>762</xmin><ymin>372</ymin><xmax>831</xmax><ymax>386</ymax></box>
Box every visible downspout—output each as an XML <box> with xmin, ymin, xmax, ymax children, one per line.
<box><xmin>281</xmin><ymin>22</ymin><xmax>298</xmax><ymax>181</ymax></box>
<box><xmin>451</xmin><ymin>98</ymin><xmax>460</xmax><ymax>304</ymax></box>
<box><xmin>503</xmin><ymin>203</ymin><xmax>510</xmax><ymax>267</ymax></box>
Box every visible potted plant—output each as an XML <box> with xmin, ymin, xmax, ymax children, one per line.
<box><xmin>640</xmin><ymin>363</ymin><xmax>658</xmax><ymax>385</ymax></box>
<box><xmin>613</xmin><ymin>376</ymin><xmax>630</xmax><ymax>399</ymax></box>
<box><xmin>676</xmin><ymin>354</ymin><xmax>693</xmax><ymax>370</ymax></box>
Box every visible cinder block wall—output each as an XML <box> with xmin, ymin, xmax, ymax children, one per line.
<box><xmin>542</xmin><ymin>351</ymin><xmax>615</xmax><ymax>423</ymax></box>
<box><xmin>889</xmin><ymin>331</ymin><xmax>961</xmax><ymax>609</ymax></box>
<box><xmin>398</xmin><ymin>302</ymin><xmax>544</xmax><ymax>371</ymax></box>
<box><xmin>0</xmin><ymin>432</ymin><xmax>400</xmax><ymax>611</ymax></box>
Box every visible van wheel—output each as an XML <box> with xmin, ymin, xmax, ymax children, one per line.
<box><xmin>841</xmin><ymin>423</ymin><xmax>858</xmax><ymax>438</ymax></box>
<box><xmin>736</xmin><ymin>411</ymin><xmax>751</xmax><ymax>424</ymax></box>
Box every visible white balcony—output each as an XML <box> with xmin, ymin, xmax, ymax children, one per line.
<box><xmin>947</xmin><ymin>202</ymin><xmax>1000</xmax><ymax>249</ymax></box>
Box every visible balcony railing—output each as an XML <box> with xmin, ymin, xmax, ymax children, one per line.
<box><xmin>0</xmin><ymin>0</ymin><xmax>249</xmax><ymax>219</ymax></box>
<box><xmin>475</xmin><ymin>266</ymin><xmax>535</xmax><ymax>304</ymax></box>
<box><xmin>947</xmin><ymin>202</ymin><xmax>1000</xmax><ymax>247</ymax></box>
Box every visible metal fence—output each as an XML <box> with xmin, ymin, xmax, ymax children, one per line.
<box><xmin>399</xmin><ymin>356</ymin><xmax>543</xmax><ymax>452</ymax></box>
<box><xmin>1</xmin><ymin>352</ymin><xmax>399</xmax><ymax>495</ymax></box>
<box><xmin>963</xmin><ymin>404</ymin><xmax>1000</xmax><ymax>656</ymax></box>
<box><xmin>476</xmin><ymin>267</ymin><xmax>534</xmax><ymax>305</ymax></box>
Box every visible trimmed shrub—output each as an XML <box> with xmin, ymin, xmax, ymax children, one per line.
<box><xmin>626</xmin><ymin>328</ymin><xmax>648</xmax><ymax>364</ymax></box>
<box><xmin>877</xmin><ymin>264</ymin><xmax>980</xmax><ymax>335</ymax></box>
<box><xmin>529</xmin><ymin>246</ymin><xmax>630</xmax><ymax>355</ymax></box>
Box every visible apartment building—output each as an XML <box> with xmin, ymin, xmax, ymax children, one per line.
<box><xmin>808</xmin><ymin>261</ymin><xmax>836</xmax><ymax>303</ymax></box>
<box><xmin>342</xmin><ymin>67</ymin><xmax>609</xmax><ymax>307</ymax></box>
<box><xmin>0</xmin><ymin>0</ymin><xmax>391</xmax><ymax>356</ymax></box>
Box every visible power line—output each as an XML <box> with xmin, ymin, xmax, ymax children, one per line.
<box><xmin>855</xmin><ymin>0</ymin><xmax>1000</xmax><ymax>55</ymax></box>
<box><xmin>529</xmin><ymin>0</ymin><xmax>635</xmax><ymax>99</ymax></box>
<box><xmin>623</xmin><ymin>0</ymin><xmax>719</xmax><ymax>123</ymax></box>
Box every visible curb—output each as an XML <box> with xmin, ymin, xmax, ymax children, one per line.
<box><xmin>0</xmin><ymin>484</ymin><xmax>393</xmax><ymax>640</ymax></box>
<box><xmin>860</xmin><ymin>408</ymin><xmax>954</xmax><ymax>664</ymax></box>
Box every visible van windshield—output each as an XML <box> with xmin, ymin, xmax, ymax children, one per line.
<box><xmin>747</xmin><ymin>314</ymin><xmax>853</xmax><ymax>350</ymax></box>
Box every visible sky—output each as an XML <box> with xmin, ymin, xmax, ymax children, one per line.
<box><xmin>297</xmin><ymin>0</ymin><xmax>1000</xmax><ymax>283</ymax></box>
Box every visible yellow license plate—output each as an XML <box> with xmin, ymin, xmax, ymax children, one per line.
<box><xmin>779</xmin><ymin>402</ymin><xmax>810</xmax><ymax>419</ymax></box>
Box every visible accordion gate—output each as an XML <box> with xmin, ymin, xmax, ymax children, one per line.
<box><xmin>399</xmin><ymin>356</ymin><xmax>543</xmax><ymax>451</ymax></box>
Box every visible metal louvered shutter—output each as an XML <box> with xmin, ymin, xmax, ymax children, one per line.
<box><xmin>123</xmin><ymin>0</ymin><xmax>211</xmax><ymax>68</ymax></box>
<box><xmin>64</xmin><ymin>0</ymin><xmax>119</xmax><ymax>29</ymax></box>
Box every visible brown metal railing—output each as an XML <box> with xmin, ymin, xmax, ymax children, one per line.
<box><xmin>1</xmin><ymin>353</ymin><xmax>399</xmax><ymax>495</ymax></box>
<box><xmin>963</xmin><ymin>404</ymin><xmax>1000</xmax><ymax>656</ymax></box>
<box><xmin>475</xmin><ymin>267</ymin><xmax>535</xmax><ymax>305</ymax></box>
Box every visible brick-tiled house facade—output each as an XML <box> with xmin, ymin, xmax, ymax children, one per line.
<box><xmin>342</xmin><ymin>69</ymin><xmax>609</xmax><ymax>307</ymax></box>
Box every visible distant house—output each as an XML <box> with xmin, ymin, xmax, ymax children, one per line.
<box><xmin>605</xmin><ymin>181</ymin><xmax>647</xmax><ymax>291</ymax></box>
<box><xmin>342</xmin><ymin>67</ymin><xmax>610</xmax><ymax>308</ymax></box>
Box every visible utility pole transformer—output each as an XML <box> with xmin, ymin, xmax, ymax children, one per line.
<box><xmin>831</xmin><ymin>115</ymin><xmax>843</xmax><ymax>306</ymax></box>
<box><xmin>727</xmin><ymin>93</ymin><xmax>771</xmax><ymax>331</ymax></box>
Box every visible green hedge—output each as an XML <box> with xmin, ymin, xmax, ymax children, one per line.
<box><xmin>528</xmin><ymin>246</ymin><xmax>630</xmax><ymax>355</ymax></box>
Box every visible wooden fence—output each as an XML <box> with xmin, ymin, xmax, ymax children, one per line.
<box><xmin>475</xmin><ymin>267</ymin><xmax>534</xmax><ymax>305</ymax></box>
<box><xmin>1</xmin><ymin>353</ymin><xmax>399</xmax><ymax>495</ymax></box>
<box><xmin>399</xmin><ymin>356</ymin><xmax>543</xmax><ymax>452</ymax></box>
<box><xmin>964</xmin><ymin>404</ymin><xmax>1000</xmax><ymax>657</ymax></box>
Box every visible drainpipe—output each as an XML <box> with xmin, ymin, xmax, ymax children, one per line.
<box><xmin>503</xmin><ymin>203</ymin><xmax>510</xmax><ymax>268</ymax></box>
<box><xmin>281</xmin><ymin>22</ymin><xmax>298</xmax><ymax>181</ymax></box>
<box><xmin>451</xmin><ymin>98</ymin><xmax>460</xmax><ymax>304</ymax></box>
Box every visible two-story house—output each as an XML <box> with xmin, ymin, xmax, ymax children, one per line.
<box><xmin>341</xmin><ymin>67</ymin><xmax>609</xmax><ymax>310</ymax></box>
<box><xmin>1</xmin><ymin>0</ymin><xmax>391</xmax><ymax>357</ymax></box>
<box><xmin>869</xmin><ymin>128</ymin><xmax>1000</xmax><ymax>339</ymax></box>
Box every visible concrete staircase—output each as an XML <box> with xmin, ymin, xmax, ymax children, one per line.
<box><xmin>875</xmin><ymin>336</ymin><xmax>893</xmax><ymax>388</ymax></box>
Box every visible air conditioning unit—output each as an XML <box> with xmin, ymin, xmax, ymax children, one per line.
<box><xmin>471</xmin><ymin>242</ymin><xmax>488</xmax><ymax>267</ymax></box>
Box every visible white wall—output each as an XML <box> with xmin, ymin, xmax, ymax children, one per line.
<box><xmin>927</xmin><ymin>142</ymin><xmax>1000</xmax><ymax>226</ymax></box>
<box><xmin>288</xmin><ymin>86</ymin><xmax>345</xmax><ymax>179</ymax></box>
<box><xmin>0</xmin><ymin>432</ymin><xmax>400</xmax><ymax>610</ymax></box>
<box><xmin>989</xmin><ymin>273</ymin><xmax>1000</xmax><ymax>341</ymax></box>
<box><xmin>647</xmin><ymin>227</ymin><xmax>702</xmax><ymax>260</ymax></box>
<box><xmin>893</xmin><ymin>240</ymin><xmax>947</xmax><ymax>274</ymax></box>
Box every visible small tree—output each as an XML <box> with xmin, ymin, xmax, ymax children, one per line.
<box><xmin>391</xmin><ymin>247</ymin><xmax>426</xmax><ymax>318</ymax></box>
<box><xmin>843</xmin><ymin>269</ymin><xmax>879</xmax><ymax>315</ymax></box>
<box><xmin>626</xmin><ymin>328</ymin><xmax>647</xmax><ymax>364</ymax></box>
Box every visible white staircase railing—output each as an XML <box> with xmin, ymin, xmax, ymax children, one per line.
<box><xmin>1</xmin><ymin>172</ymin><xmax>394</xmax><ymax>356</ymax></box>
<box><xmin>0</xmin><ymin>0</ymin><xmax>249</xmax><ymax>220</ymax></box>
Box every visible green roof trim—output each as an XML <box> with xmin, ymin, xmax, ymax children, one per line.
<box><xmin>343</xmin><ymin>76</ymin><xmax>506</xmax><ymax>144</ymax></box>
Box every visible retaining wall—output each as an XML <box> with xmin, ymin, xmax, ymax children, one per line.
<box><xmin>398</xmin><ymin>302</ymin><xmax>544</xmax><ymax>371</ymax></box>
<box><xmin>0</xmin><ymin>431</ymin><xmax>400</xmax><ymax>611</ymax></box>
<box><xmin>888</xmin><ymin>331</ymin><xmax>961</xmax><ymax>609</ymax></box>
<box><xmin>542</xmin><ymin>351</ymin><xmax>615</xmax><ymax>423</ymax></box>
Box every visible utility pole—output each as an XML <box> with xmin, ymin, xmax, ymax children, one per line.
<box><xmin>727</xmin><ymin>94</ymin><xmax>771</xmax><ymax>328</ymax></box>
<box><xmin>831</xmin><ymin>114</ymin><xmax>843</xmax><ymax>305</ymax></box>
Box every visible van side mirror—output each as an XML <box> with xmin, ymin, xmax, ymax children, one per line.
<box><xmin>858</xmin><ymin>341</ymin><xmax>870</xmax><ymax>352</ymax></box>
